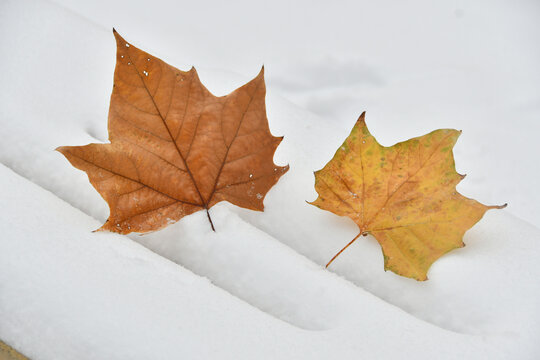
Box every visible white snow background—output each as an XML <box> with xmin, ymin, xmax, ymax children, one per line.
<box><xmin>0</xmin><ymin>0</ymin><xmax>539</xmax><ymax>359</ymax></box>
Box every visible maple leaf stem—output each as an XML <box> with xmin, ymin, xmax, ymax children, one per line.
<box><xmin>206</xmin><ymin>208</ymin><xmax>216</xmax><ymax>232</ymax></box>
<box><xmin>325</xmin><ymin>232</ymin><xmax>363</xmax><ymax>268</ymax></box>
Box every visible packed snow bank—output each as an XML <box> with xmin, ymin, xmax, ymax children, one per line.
<box><xmin>0</xmin><ymin>164</ymin><xmax>300</xmax><ymax>360</ymax></box>
<box><xmin>1</xmin><ymin>0</ymin><xmax>540</xmax><ymax>358</ymax></box>
<box><xmin>0</xmin><ymin>160</ymin><xmax>537</xmax><ymax>360</ymax></box>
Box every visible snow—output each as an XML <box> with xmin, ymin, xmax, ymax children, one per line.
<box><xmin>1</xmin><ymin>0</ymin><xmax>540</xmax><ymax>358</ymax></box>
<box><xmin>49</xmin><ymin>0</ymin><xmax>540</xmax><ymax>228</ymax></box>
<box><xmin>2</xmin><ymin>152</ymin><xmax>540</xmax><ymax>360</ymax></box>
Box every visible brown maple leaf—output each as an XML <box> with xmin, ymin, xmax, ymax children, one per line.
<box><xmin>57</xmin><ymin>30</ymin><xmax>288</xmax><ymax>234</ymax></box>
<box><xmin>310</xmin><ymin>112</ymin><xmax>505</xmax><ymax>280</ymax></box>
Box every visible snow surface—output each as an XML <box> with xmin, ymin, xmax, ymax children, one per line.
<box><xmin>50</xmin><ymin>0</ymin><xmax>540</xmax><ymax>228</ymax></box>
<box><xmin>1</xmin><ymin>0</ymin><xmax>540</xmax><ymax>359</ymax></box>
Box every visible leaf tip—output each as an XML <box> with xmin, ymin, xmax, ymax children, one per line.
<box><xmin>55</xmin><ymin>146</ymin><xmax>69</xmax><ymax>155</ymax></box>
<box><xmin>357</xmin><ymin>111</ymin><xmax>366</xmax><ymax>122</ymax></box>
<box><xmin>354</xmin><ymin>111</ymin><xmax>368</xmax><ymax>130</ymax></box>
<box><xmin>257</xmin><ymin>65</ymin><xmax>265</xmax><ymax>79</ymax></box>
<box><xmin>113</xmin><ymin>29</ymin><xmax>128</xmax><ymax>47</ymax></box>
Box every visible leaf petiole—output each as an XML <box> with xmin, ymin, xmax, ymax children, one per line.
<box><xmin>206</xmin><ymin>208</ymin><xmax>216</xmax><ymax>232</ymax></box>
<box><xmin>325</xmin><ymin>232</ymin><xmax>364</xmax><ymax>268</ymax></box>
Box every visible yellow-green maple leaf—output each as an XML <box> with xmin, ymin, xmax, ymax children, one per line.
<box><xmin>310</xmin><ymin>112</ymin><xmax>505</xmax><ymax>281</ymax></box>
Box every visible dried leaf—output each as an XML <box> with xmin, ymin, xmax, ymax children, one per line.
<box><xmin>57</xmin><ymin>30</ymin><xmax>288</xmax><ymax>234</ymax></box>
<box><xmin>310</xmin><ymin>112</ymin><xmax>505</xmax><ymax>280</ymax></box>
